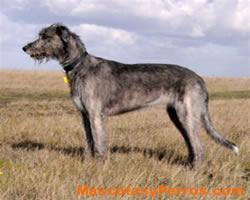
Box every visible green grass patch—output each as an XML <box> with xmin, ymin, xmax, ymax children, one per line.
<box><xmin>209</xmin><ymin>90</ymin><xmax>250</xmax><ymax>100</ymax></box>
<box><xmin>0</xmin><ymin>88</ymin><xmax>250</xmax><ymax>105</ymax></box>
<box><xmin>0</xmin><ymin>88</ymin><xmax>69</xmax><ymax>105</ymax></box>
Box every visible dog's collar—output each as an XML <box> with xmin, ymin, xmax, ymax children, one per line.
<box><xmin>63</xmin><ymin>52</ymin><xmax>88</xmax><ymax>73</ymax></box>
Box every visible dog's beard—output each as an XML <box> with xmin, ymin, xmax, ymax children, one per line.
<box><xmin>33</xmin><ymin>57</ymin><xmax>50</xmax><ymax>64</ymax></box>
<box><xmin>29</xmin><ymin>52</ymin><xmax>51</xmax><ymax>64</ymax></box>
<box><xmin>32</xmin><ymin>56</ymin><xmax>49</xmax><ymax>64</ymax></box>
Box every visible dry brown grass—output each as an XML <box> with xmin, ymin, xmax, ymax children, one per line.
<box><xmin>0</xmin><ymin>69</ymin><xmax>249</xmax><ymax>200</ymax></box>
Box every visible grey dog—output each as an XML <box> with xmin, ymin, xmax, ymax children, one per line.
<box><xmin>23</xmin><ymin>24</ymin><xmax>239</xmax><ymax>167</ymax></box>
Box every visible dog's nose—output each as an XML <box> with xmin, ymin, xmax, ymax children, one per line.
<box><xmin>22</xmin><ymin>46</ymin><xmax>27</xmax><ymax>52</ymax></box>
<box><xmin>22</xmin><ymin>43</ymin><xmax>31</xmax><ymax>52</ymax></box>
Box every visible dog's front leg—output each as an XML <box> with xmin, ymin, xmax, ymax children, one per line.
<box><xmin>88</xmin><ymin>113</ymin><xmax>107</xmax><ymax>161</ymax></box>
<box><xmin>79</xmin><ymin>111</ymin><xmax>95</xmax><ymax>159</ymax></box>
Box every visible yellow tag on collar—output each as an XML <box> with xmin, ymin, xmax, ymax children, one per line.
<box><xmin>63</xmin><ymin>76</ymin><xmax>69</xmax><ymax>84</ymax></box>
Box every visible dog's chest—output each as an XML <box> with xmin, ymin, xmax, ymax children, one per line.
<box><xmin>72</xmin><ymin>96</ymin><xmax>84</xmax><ymax>111</ymax></box>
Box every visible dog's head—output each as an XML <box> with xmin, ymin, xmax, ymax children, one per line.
<box><xmin>22</xmin><ymin>23</ymin><xmax>74</xmax><ymax>62</ymax></box>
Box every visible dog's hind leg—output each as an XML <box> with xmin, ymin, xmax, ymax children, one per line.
<box><xmin>167</xmin><ymin>101</ymin><xmax>203</xmax><ymax>167</ymax></box>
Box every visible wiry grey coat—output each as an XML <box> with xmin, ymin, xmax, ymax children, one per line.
<box><xmin>23</xmin><ymin>24</ymin><xmax>239</xmax><ymax>167</ymax></box>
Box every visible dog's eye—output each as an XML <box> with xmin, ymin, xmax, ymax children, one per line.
<box><xmin>41</xmin><ymin>35</ymin><xmax>49</xmax><ymax>40</ymax></box>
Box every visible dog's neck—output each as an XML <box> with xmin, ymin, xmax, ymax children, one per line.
<box><xmin>59</xmin><ymin>37</ymin><xmax>88</xmax><ymax>73</ymax></box>
<box><xmin>61</xmin><ymin>51</ymin><xmax>88</xmax><ymax>73</ymax></box>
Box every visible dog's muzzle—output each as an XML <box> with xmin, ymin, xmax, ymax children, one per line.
<box><xmin>22</xmin><ymin>43</ymin><xmax>48</xmax><ymax>60</ymax></box>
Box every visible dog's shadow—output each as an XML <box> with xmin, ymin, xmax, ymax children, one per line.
<box><xmin>11</xmin><ymin>140</ymin><xmax>188</xmax><ymax>166</ymax></box>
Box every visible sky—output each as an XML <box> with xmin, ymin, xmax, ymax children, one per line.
<box><xmin>0</xmin><ymin>0</ymin><xmax>249</xmax><ymax>76</ymax></box>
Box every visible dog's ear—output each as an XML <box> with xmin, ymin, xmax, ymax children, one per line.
<box><xmin>56</xmin><ymin>25</ymin><xmax>70</xmax><ymax>43</ymax></box>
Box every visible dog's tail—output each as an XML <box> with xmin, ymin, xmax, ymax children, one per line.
<box><xmin>201</xmin><ymin>113</ymin><xmax>239</xmax><ymax>154</ymax></box>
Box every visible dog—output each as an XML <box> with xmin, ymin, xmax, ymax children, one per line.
<box><xmin>22</xmin><ymin>23</ymin><xmax>239</xmax><ymax>167</ymax></box>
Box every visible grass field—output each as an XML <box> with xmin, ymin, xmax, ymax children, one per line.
<box><xmin>0</xmin><ymin>70</ymin><xmax>249</xmax><ymax>200</ymax></box>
